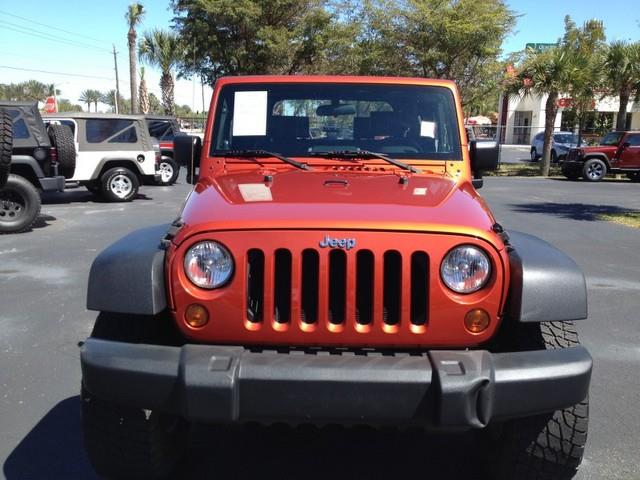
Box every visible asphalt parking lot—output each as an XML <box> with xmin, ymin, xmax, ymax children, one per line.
<box><xmin>1</xmin><ymin>175</ymin><xmax>639</xmax><ymax>480</ymax></box>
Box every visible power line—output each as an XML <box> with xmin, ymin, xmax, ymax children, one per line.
<box><xmin>0</xmin><ymin>21</ymin><xmax>111</xmax><ymax>53</ymax></box>
<box><xmin>0</xmin><ymin>65</ymin><xmax>114</xmax><ymax>81</ymax></box>
<box><xmin>0</xmin><ymin>50</ymin><xmax>114</xmax><ymax>71</ymax></box>
<box><xmin>0</xmin><ymin>9</ymin><xmax>106</xmax><ymax>45</ymax></box>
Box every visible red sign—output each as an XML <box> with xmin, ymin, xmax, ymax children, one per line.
<box><xmin>44</xmin><ymin>96</ymin><xmax>57</xmax><ymax>113</ymax></box>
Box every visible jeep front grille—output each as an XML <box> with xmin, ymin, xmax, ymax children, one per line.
<box><xmin>246</xmin><ymin>247</ymin><xmax>429</xmax><ymax>331</ymax></box>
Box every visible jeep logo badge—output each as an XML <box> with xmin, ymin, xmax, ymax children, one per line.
<box><xmin>319</xmin><ymin>235</ymin><xmax>356</xmax><ymax>250</ymax></box>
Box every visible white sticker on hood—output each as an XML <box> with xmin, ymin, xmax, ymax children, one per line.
<box><xmin>413</xmin><ymin>187</ymin><xmax>428</xmax><ymax>195</ymax></box>
<box><xmin>238</xmin><ymin>183</ymin><xmax>273</xmax><ymax>202</ymax></box>
<box><xmin>232</xmin><ymin>91</ymin><xmax>268</xmax><ymax>136</ymax></box>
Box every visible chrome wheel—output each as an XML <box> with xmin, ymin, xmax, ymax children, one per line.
<box><xmin>0</xmin><ymin>190</ymin><xmax>25</xmax><ymax>221</ymax></box>
<box><xmin>586</xmin><ymin>162</ymin><xmax>604</xmax><ymax>180</ymax></box>
<box><xmin>159</xmin><ymin>161</ymin><xmax>174</xmax><ymax>183</ymax></box>
<box><xmin>109</xmin><ymin>174</ymin><xmax>133</xmax><ymax>199</ymax></box>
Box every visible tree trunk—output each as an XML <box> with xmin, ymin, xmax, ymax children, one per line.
<box><xmin>616</xmin><ymin>89</ymin><xmax>630</xmax><ymax>131</ymax></box>
<box><xmin>139</xmin><ymin>75</ymin><xmax>149</xmax><ymax>114</ymax></box>
<box><xmin>128</xmin><ymin>30</ymin><xmax>138</xmax><ymax>114</ymax></box>
<box><xmin>541</xmin><ymin>92</ymin><xmax>559</xmax><ymax>176</ymax></box>
<box><xmin>160</xmin><ymin>72</ymin><xmax>175</xmax><ymax>116</ymax></box>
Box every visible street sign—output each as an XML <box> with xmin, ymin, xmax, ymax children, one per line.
<box><xmin>44</xmin><ymin>96</ymin><xmax>57</xmax><ymax>113</ymax></box>
<box><xmin>525</xmin><ymin>43</ymin><xmax>557</xmax><ymax>52</ymax></box>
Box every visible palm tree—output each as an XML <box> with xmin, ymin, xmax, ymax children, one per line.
<box><xmin>126</xmin><ymin>3</ymin><xmax>145</xmax><ymax>114</ymax></box>
<box><xmin>138</xmin><ymin>29</ymin><xmax>184</xmax><ymax>115</ymax></box>
<box><xmin>505</xmin><ymin>47</ymin><xmax>579</xmax><ymax>176</ymax></box>
<box><xmin>603</xmin><ymin>41</ymin><xmax>640</xmax><ymax>130</ymax></box>
<box><xmin>79</xmin><ymin>89</ymin><xmax>102</xmax><ymax>112</ymax></box>
<box><xmin>138</xmin><ymin>67</ymin><xmax>150</xmax><ymax>114</ymax></box>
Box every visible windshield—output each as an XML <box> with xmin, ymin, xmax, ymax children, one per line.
<box><xmin>554</xmin><ymin>133</ymin><xmax>578</xmax><ymax>144</ymax></box>
<box><xmin>210</xmin><ymin>83</ymin><xmax>462</xmax><ymax>161</ymax></box>
<box><xmin>600</xmin><ymin>132</ymin><xmax>624</xmax><ymax>146</ymax></box>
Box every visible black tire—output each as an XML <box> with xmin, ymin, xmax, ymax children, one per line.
<box><xmin>100</xmin><ymin>167</ymin><xmax>139</xmax><ymax>202</ymax></box>
<box><xmin>626</xmin><ymin>172</ymin><xmax>640</xmax><ymax>182</ymax></box>
<box><xmin>82</xmin><ymin>312</ymin><xmax>187</xmax><ymax>480</ymax></box>
<box><xmin>157</xmin><ymin>157</ymin><xmax>179</xmax><ymax>185</ymax></box>
<box><xmin>561</xmin><ymin>164</ymin><xmax>580</xmax><ymax>181</ymax></box>
<box><xmin>0</xmin><ymin>108</ymin><xmax>13</xmax><ymax>188</ymax></box>
<box><xmin>551</xmin><ymin>150</ymin><xmax>558</xmax><ymax>163</ymax></box>
<box><xmin>530</xmin><ymin>148</ymin><xmax>538</xmax><ymax>162</ymax></box>
<box><xmin>485</xmin><ymin>321</ymin><xmax>589</xmax><ymax>480</ymax></box>
<box><xmin>47</xmin><ymin>124</ymin><xmax>76</xmax><ymax>178</ymax></box>
<box><xmin>0</xmin><ymin>174</ymin><xmax>41</xmax><ymax>234</ymax></box>
<box><xmin>84</xmin><ymin>181</ymin><xmax>101</xmax><ymax>195</ymax></box>
<box><xmin>582</xmin><ymin>158</ymin><xmax>606</xmax><ymax>182</ymax></box>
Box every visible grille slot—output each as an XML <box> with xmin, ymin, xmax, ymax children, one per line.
<box><xmin>410</xmin><ymin>252</ymin><xmax>429</xmax><ymax>326</ymax></box>
<box><xmin>328</xmin><ymin>250</ymin><xmax>347</xmax><ymax>324</ymax></box>
<box><xmin>383</xmin><ymin>251</ymin><xmax>402</xmax><ymax>325</ymax></box>
<box><xmin>244</xmin><ymin>244</ymin><xmax>430</xmax><ymax>333</ymax></box>
<box><xmin>246</xmin><ymin>249</ymin><xmax>264</xmax><ymax>322</ymax></box>
<box><xmin>355</xmin><ymin>250</ymin><xmax>374</xmax><ymax>325</ymax></box>
<box><xmin>301</xmin><ymin>249</ymin><xmax>319</xmax><ymax>324</ymax></box>
<box><xmin>273</xmin><ymin>249</ymin><xmax>292</xmax><ymax>323</ymax></box>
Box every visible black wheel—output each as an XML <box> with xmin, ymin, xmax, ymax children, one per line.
<box><xmin>551</xmin><ymin>150</ymin><xmax>558</xmax><ymax>163</ymax></box>
<box><xmin>82</xmin><ymin>312</ymin><xmax>187</xmax><ymax>480</ymax></box>
<box><xmin>0</xmin><ymin>174</ymin><xmax>41</xmax><ymax>234</ymax></box>
<box><xmin>582</xmin><ymin>158</ymin><xmax>606</xmax><ymax>182</ymax></box>
<box><xmin>100</xmin><ymin>167</ymin><xmax>139</xmax><ymax>202</ymax></box>
<box><xmin>157</xmin><ymin>157</ymin><xmax>179</xmax><ymax>185</ymax></box>
<box><xmin>626</xmin><ymin>172</ymin><xmax>640</xmax><ymax>182</ymax></box>
<box><xmin>530</xmin><ymin>148</ymin><xmax>538</xmax><ymax>162</ymax></box>
<box><xmin>0</xmin><ymin>108</ymin><xmax>13</xmax><ymax>188</ymax></box>
<box><xmin>561</xmin><ymin>164</ymin><xmax>580</xmax><ymax>181</ymax></box>
<box><xmin>484</xmin><ymin>321</ymin><xmax>589</xmax><ymax>480</ymax></box>
<box><xmin>47</xmin><ymin>124</ymin><xmax>76</xmax><ymax>178</ymax></box>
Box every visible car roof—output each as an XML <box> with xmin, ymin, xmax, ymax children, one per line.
<box><xmin>215</xmin><ymin>75</ymin><xmax>458</xmax><ymax>89</ymax></box>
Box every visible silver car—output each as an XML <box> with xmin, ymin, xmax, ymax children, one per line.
<box><xmin>530</xmin><ymin>131</ymin><xmax>579</xmax><ymax>162</ymax></box>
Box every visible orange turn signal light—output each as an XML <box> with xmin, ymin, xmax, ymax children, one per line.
<box><xmin>464</xmin><ymin>309</ymin><xmax>490</xmax><ymax>334</ymax></box>
<box><xmin>185</xmin><ymin>304</ymin><xmax>209</xmax><ymax>328</ymax></box>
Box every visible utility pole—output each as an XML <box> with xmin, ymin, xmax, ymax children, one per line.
<box><xmin>112</xmin><ymin>44</ymin><xmax>120</xmax><ymax>114</ymax></box>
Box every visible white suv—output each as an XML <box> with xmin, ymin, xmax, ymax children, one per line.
<box><xmin>44</xmin><ymin>113</ymin><xmax>161</xmax><ymax>202</ymax></box>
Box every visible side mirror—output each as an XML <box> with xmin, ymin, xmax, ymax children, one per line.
<box><xmin>174</xmin><ymin>135</ymin><xmax>202</xmax><ymax>185</ymax></box>
<box><xmin>622</xmin><ymin>141</ymin><xmax>631</xmax><ymax>149</ymax></box>
<box><xmin>470</xmin><ymin>140</ymin><xmax>499</xmax><ymax>189</ymax></box>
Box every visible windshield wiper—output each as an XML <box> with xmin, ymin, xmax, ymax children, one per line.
<box><xmin>315</xmin><ymin>150</ymin><xmax>419</xmax><ymax>173</ymax></box>
<box><xmin>218</xmin><ymin>149</ymin><xmax>311</xmax><ymax>170</ymax></box>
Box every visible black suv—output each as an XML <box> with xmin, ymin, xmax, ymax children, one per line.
<box><xmin>146</xmin><ymin>115</ymin><xmax>182</xmax><ymax>185</ymax></box>
<box><xmin>0</xmin><ymin>102</ymin><xmax>75</xmax><ymax>233</ymax></box>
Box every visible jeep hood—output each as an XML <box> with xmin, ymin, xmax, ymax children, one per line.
<box><xmin>178</xmin><ymin>168</ymin><xmax>499</xmax><ymax>243</ymax></box>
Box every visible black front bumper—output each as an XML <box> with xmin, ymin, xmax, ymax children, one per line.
<box><xmin>81</xmin><ymin>339</ymin><xmax>591</xmax><ymax>429</ymax></box>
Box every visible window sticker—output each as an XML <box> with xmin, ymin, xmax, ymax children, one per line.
<box><xmin>232</xmin><ymin>91</ymin><xmax>268</xmax><ymax>136</ymax></box>
<box><xmin>420</xmin><ymin>121</ymin><xmax>436</xmax><ymax>138</ymax></box>
<box><xmin>238</xmin><ymin>183</ymin><xmax>273</xmax><ymax>202</ymax></box>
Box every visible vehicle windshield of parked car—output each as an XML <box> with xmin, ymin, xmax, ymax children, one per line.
<box><xmin>211</xmin><ymin>83</ymin><xmax>462</xmax><ymax>161</ymax></box>
<box><xmin>600</xmin><ymin>131</ymin><xmax>624</xmax><ymax>146</ymax></box>
<box><xmin>554</xmin><ymin>133</ymin><xmax>578</xmax><ymax>144</ymax></box>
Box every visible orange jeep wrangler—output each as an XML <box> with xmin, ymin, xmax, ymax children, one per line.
<box><xmin>81</xmin><ymin>76</ymin><xmax>591</xmax><ymax>480</ymax></box>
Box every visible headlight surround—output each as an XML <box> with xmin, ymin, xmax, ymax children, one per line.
<box><xmin>184</xmin><ymin>241</ymin><xmax>234</xmax><ymax>289</ymax></box>
<box><xmin>440</xmin><ymin>245</ymin><xmax>491</xmax><ymax>294</ymax></box>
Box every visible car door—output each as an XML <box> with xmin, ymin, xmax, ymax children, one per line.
<box><xmin>617</xmin><ymin>133</ymin><xmax>640</xmax><ymax>169</ymax></box>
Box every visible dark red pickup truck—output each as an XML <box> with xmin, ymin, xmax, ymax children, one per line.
<box><xmin>562</xmin><ymin>131</ymin><xmax>640</xmax><ymax>182</ymax></box>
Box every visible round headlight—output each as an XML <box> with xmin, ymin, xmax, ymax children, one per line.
<box><xmin>440</xmin><ymin>245</ymin><xmax>491</xmax><ymax>294</ymax></box>
<box><xmin>184</xmin><ymin>241</ymin><xmax>234</xmax><ymax>289</ymax></box>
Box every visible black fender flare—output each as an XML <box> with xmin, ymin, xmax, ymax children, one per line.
<box><xmin>87</xmin><ymin>224</ymin><xmax>170</xmax><ymax>315</ymax></box>
<box><xmin>506</xmin><ymin>231</ymin><xmax>587</xmax><ymax>323</ymax></box>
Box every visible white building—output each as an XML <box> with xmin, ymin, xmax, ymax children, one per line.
<box><xmin>496</xmin><ymin>93</ymin><xmax>640</xmax><ymax>144</ymax></box>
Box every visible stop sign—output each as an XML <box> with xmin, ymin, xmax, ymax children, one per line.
<box><xmin>44</xmin><ymin>96</ymin><xmax>57</xmax><ymax>113</ymax></box>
